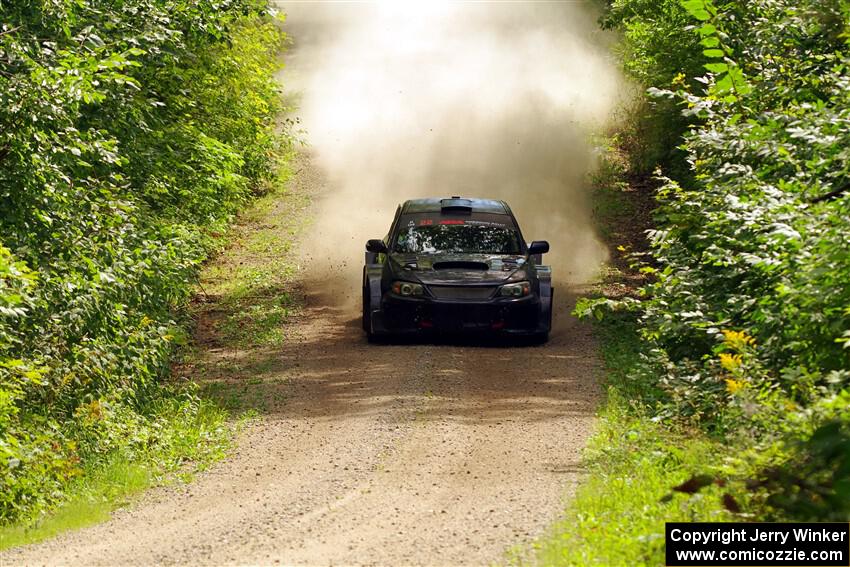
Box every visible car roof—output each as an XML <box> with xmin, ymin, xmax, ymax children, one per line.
<box><xmin>400</xmin><ymin>197</ymin><xmax>511</xmax><ymax>215</ymax></box>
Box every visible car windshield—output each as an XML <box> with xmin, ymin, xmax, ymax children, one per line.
<box><xmin>394</xmin><ymin>224</ymin><xmax>522</xmax><ymax>254</ymax></box>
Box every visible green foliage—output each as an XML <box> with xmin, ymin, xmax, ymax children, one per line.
<box><xmin>753</xmin><ymin>419</ymin><xmax>850</xmax><ymax>522</ymax></box>
<box><xmin>595</xmin><ymin>0</ymin><xmax>850</xmax><ymax>521</ymax></box>
<box><xmin>0</xmin><ymin>395</ymin><xmax>231</xmax><ymax>551</ymax></box>
<box><xmin>680</xmin><ymin>0</ymin><xmax>751</xmax><ymax>102</ymax></box>
<box><xmin>0</xmin><ymin>457</ymin><xmax>151</xmax><ymax>551</ymax></box>
<box><xmin>601</xmin><ymin>0</ymin><xmax>704</xmax><ymax>90</ymax></box>
<box><xmin>0</xmin><ymin>0</ymin><xmax>289</xmax><ymax>522</ymax></box>
<box><xmin>601</xmin><ymin>0</ymin><xmax>704</xmax><ymax>175</ymax></box>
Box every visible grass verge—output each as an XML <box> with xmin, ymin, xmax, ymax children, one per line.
<box><xmin>180</xmin><ymin>151</ymin><xmax>310</xmax><ymax>414</ymax></box>
<box><xmin>522</xmin><ymin>154</ymin><xmax>731</xmax><ymax>565</ymax></box>
<box><xmin>530</xmin><ymin>315</ymin><xmax>731</xmax><ymax>565</ymax></box>
<box><xmin>0</xmin><ymin>396</ymin><xmax>235</xmax><ymax>551</ymax></box>
<box><xmin>0</xmin><ymin>458</ymin><xmax>152</xmax><ymax>550</ymax></box>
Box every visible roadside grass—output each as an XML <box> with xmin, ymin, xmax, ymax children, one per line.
<box><xmin>185</xmin><ymin>152</ymin><xmax>311</xmax><ymax>413</ymax></box>
<box><xmin>519</xmin><ymin>152</ymin><xmax>730</xmax><ymax>565</ymax></box>
<box><xmin>0</xmin><ymin>458</ymin><xmax>151</xmax><ymax>551</ymax></box>
<box><xmin>192</xmin><ymin>158</ymin><xmax>308</xmax><ymax>352</ymax></box>
<box><xmin>0</xmin><ymin>398</ymin><xmax>234</xmax><ymax>551</ymax></box>
<box><xmin>0</xmin><ymin>157</ymin><xmax>304</xmax><ymax>552</ymax></box>
<box><xmin>527</xmin><ymin>315</ymin><xmax>731</xmax><ymax>566</ymax></box>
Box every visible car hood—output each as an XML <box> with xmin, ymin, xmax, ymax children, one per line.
<box><xmin>389</xmin><ymin>253</ymin><xmax>528</xmax><ymax>285</ymax></box>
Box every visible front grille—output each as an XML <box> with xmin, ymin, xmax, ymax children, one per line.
<box><xmin>429</xmin><ymin>286</ymin><xmax>495</xmax><ymax>300</ymax></box>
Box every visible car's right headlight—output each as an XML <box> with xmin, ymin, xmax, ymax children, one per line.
<box><xmin>498</xmin><ymin>281</ymin><xmax>531</xmax><ymax>297</ymax></box>
<box><xmin>391</xmin><ymin>281</ymin><xmax>424</xmax><ymax>297</ymax></box>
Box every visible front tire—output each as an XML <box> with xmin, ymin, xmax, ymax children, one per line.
<box><xmin>532</xmin><ymin>287</ymin><xmax>553</xmax><ymax>345</ymax></box>
<box><xmin>361</xmin><ymin>274</ymin><xmax>375</xmax><ymax>343</ymax></box>
<box><xmin>362</xmin><ymin>284</ymin><xmax>371</xmax><ymax>333</ymax></box>
<box><xmin>362</xmin><ymin>278</ymin><xmax>384</xmax><ymax>343</ymax></box>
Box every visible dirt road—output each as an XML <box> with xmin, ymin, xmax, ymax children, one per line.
<box><xmin>3</xmin><ymin>156</ymin><xmax>602</xmax><ymax>566</ymax></box>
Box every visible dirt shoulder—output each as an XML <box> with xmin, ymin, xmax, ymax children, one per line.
<box><xmin>2</xmin><ymin>152</ymin><xmax>602</xmax><ymax>566</ymax></box>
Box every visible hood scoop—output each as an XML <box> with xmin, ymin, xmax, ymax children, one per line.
<box><xmin>432</xmin><ymin>261</ymin><xmax>489</xmax><ymax>271</ymax></box>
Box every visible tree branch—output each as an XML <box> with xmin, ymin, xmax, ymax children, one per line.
<box><xmin>811</xmin><ymin>183</ymin><xmax>850</xmax><ymax>204</ymax></box>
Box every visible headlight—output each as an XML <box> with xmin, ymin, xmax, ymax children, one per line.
<box><xmin>391</xmin><ymin>281</ymin><xmax>424</xmax><ymax>297</ymax></box>
<box><xmin>498</xmin><ymin>281</ymin><xmax>530</xmax><ymax>297</ymax></box>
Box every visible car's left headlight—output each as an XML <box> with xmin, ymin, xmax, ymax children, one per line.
<box><xmin>498</xmin><ymin>281</ymin><xmax>531</xmax><ymax>297</ymax></box>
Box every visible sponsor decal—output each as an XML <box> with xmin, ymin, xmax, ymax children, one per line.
<box><xmin>413</xmin><ymin>219</ymin><xmax>508</xmax><ymax>228</ymax></box>
<box><xmin>464</xmin><ymin>220</ymin><xmax>507</xmax><ymax>227</ymax></box>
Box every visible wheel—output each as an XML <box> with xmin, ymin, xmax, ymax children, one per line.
<box><xmin>364</xmin><ymin>309</ymin><xmax>381</xmax><ymax>344</ymax></box>
<box><xmin>362</xmin><ymin>278</ymin><xmax>383</xmax><ymax>343</ymax></box>
<box><xmin>531</xmin><ymin>287</ymin><xmax>553</xmax><ymax>345</ymax></box>
<box><xmin>362</xmin><ymin>283</ymin><xmax>371</xmax><ymax>333</ymax></box>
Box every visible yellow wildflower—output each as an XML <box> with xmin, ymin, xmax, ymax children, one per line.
<box><xmin>721</xmin><ymin>329</ymin><xmax>756</xmax><ymax>351</ymax></box>
<box><xmin>725</xmin><ymin>378</ymin><xmax>745</xmax><ymax>394</ymax></box>
<box><xmin>77</xmin><ymin>399</ymin><xmax>104</xmax><ymax>423</ymax></box>
<box><xmin>719</xmin><ymin>352</ymin><xmax>743</xmax><ymax>371</ymax></box>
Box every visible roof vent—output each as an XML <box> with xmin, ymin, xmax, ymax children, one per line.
<box><xmin>440</xmin><ymin>197</ymin><xmax>473</xmax><ymax>214</ymax></box>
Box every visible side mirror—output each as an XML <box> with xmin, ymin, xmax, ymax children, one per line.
<box><xmin>366</xmin><ymin>239</ymin><xmax>388</xmax><ymax>254</ymax></box>
<box><xmin>528</xmin><ymin>240</ymin><xmax>550</xmax><ymax>255</ymax></box>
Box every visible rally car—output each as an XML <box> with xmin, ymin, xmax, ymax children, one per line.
<box><xmin>362</xmin><ymin>197</ymin><xmax>552</xmax><ymax>342</ymax></box>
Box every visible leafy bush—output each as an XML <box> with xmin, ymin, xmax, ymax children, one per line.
<box><xmin>0</xmin><ymin>0</ymin><xmax>288</xmax><ymax>522</ymax></box>
<box><xmin>600</xmin><ymin>0</ymin><xmax>704</xmax><ymax>176</ymax></box>
<box><xmin>595</xmin><ymin>0</ymin><xmax>850</xmax><ymax>520</ymax></box>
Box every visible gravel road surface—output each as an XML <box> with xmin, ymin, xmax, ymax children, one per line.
<box><xmin>2</xmin><ymin>216</ymin><xmax>601</xmax><ymax>565</ymax></box>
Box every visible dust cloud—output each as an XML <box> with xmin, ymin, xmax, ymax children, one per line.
<box><xmin>277</xmin><ymin>1</ymin><xmax>624</xmax><ymax>308</ymax></box>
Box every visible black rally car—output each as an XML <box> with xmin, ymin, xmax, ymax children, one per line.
<box><xmin>362</xmin><ymin>197</ymin><xmax>552</xmax><ymax>342</ymax></box>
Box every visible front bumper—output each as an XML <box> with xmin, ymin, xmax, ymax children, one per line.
<box><xmin>377</xmin><ymin>293</ymin><xmax>543</xmax><ymax>334</ymax></box>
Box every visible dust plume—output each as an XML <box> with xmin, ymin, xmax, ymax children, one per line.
<box><xmin>277</xmin><ymin>1</ymin><xmax>624</xmax><ymax>308</ymax></box>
